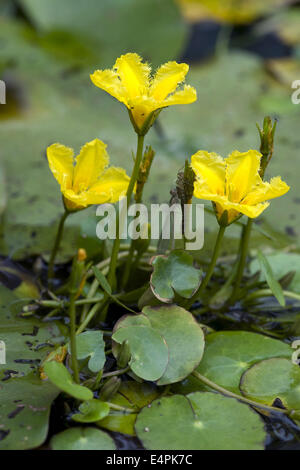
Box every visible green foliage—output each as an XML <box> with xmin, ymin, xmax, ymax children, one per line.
<box><xmin>240</xmin><ymin>358</ymin><xmax>300</xmax><ymax>410</ymax></box>
<box><xmin>251</xmin><ymin>252</ymin><xmax>300</xmax><ymax>294</ymax></box>
<box><xmin>113</xmin><ymin>305</ymin><xmax>205</xmax><ymax>385</ymax></box>
<box><xmin>50</xmin><ymin>427</ymin><xmax>116</xmax><ymax>450</ymax></box>
<box><xmin>70</xmin><ymin>331</ymin><xmax>105</xmax><ymax>373</ymax></box>
<box><xmin>72</xmin><ymin>399</ymin><xmax>110</xmax><ymax>423</ymax></box>
<box><xmin>0</xmin><ymin>374</ymin><xmax>59</xmax><ymax>450</ymax></box>
<box><xmin>44</xmin><ymin>362</ymin><xmax>93</xmax><ymax>400</ymax></box>
<box><xmin>98</xmin><ymin>381</ymin><xmax>159</xmax><ymax>436</ymax></box>
<box><xmin>174</xmin><ymin>331</ymin><xmax>292</xmax><ymax>395</ymax></box>
<box><xmin>150</xmin><ymin>250</ymin><xmax>202</xmax><ymax>302</ymax></box>
<box><xmin>135</xmin><ymin>393</ymin><xmax>266</xmax><ymax>450</ymax></box>
<box><xmin>257</xmin><ymin>250</ymin><xmax>285</xmax><ymax>306</ymax></box>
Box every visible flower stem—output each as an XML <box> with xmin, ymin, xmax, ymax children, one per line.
<box><xmin>186</xmin><ymin>225</ymin><xmax>226</xmax><ymax>309</ymax></box>
<box><xmin>69</xmin><ymin>288</ymin><xmax>79</xmax><ymax>385</ymax></box>
<box><xmin>192</xmin><ymin>371</ymin><xmax>289</xmax><ymax>416</ymax></box>
<box><xmin>48</xmin><ymin>210</ymin><xmax>70</xmax><ymax>281</ymax></box>
<box><xmin>107</xmin><ymin>135</ymin><xmax>145</xmax><ymax>290</ymax></box>
<box><xmin>230</xmin><ymin>218</ymin><xmax>253</xmax><ymax>303</ymax></box>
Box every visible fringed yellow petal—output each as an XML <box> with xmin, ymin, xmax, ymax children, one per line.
<box><xmin>225</xmin><ymin>150</ymin><xmax>261</xmax><ymax>202</ymax></box>
<box><xmin>87</xmin><ymin>167</ymin><xmax>130</xmax><ymax>204</ymax></box>
<box><xmin>238</xmin><ymin>202</ymin><xmax>270</xmax><ymax>218</ymax></box>
<box><xmin>162</xmin><ymin>84</ymin><xmax>197</xmax><ymax>107</ymax></box>
<box><xmin>114</xmin><ymin>53</ymin><xmax>150</xmax><ymax>100</ymax></box>
<box><xmin>90</xmin><ymin>69</ymin><xmax>128</xmax><ymax>106</ymax></box>
<box><xmin>47</xmin><ymin>143</ymin><xmax>74</xmax><ymax>191</ymax></box>
<box><xmin>150</xmin><ymin>61</ymin><xmax>189</xmax><ymax>101</ymax></box>
<box><xmin>73</xmin><ymin>139</ymin><xmax>109</xmax><ymax>194</ymax></box>
<box><xmin>192</xmin><ymin>151</ymin><xmax>226</xmax><ymax>195</ymax></box>
<box><xmin>243</xmin><ymin>176</ymin><xmax>290</xmax><ymax>205</ymax></box>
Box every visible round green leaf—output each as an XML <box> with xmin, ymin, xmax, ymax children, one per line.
<box><xmin>70</xmin><ymin>331</ymin><xmax>105</xmax><ymax>373</ymax></box>
<box><xmin>143</xmin><ymin>305</ymin><xmax>205</xmax><ymax>385</ymax></box>
<box><xmin>240</xmin><ymin>358</ymin><xmax>300</xmax><ymax>410</ymax></box>
<box><xmin>112</xmin><ymin>325</ymin><xmax>168</xmax><ymax>381</ymax></box>
<box><xmin>135</xmin><ymin>393</ymin><xmax>266</xmax><ymax>450</ymax></box>
<box><xmin>196</xmin><ymin>331</ymin><xmax>292</xmax><ymax>393</ymax></box>
<box><xmin>44</xmin><ymin>362</ymin><xmax>93</xmax><ymax>401</ymax></box>
<box><xmin>150</xmin><ymin>250</ymin><xmax>201</xmax><ymax>302</ymax></box>
<box><xmin>50</xmin><ymin>427</ymin><xmax>116</xmax><ymax>450</ymax></box>
<box><xmin>72</xmin><ymin>399</ymin><xmax>110</xmax><ymax>423</ymax></box>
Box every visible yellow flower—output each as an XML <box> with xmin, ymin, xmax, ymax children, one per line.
<box><xmin>191</xmin><ymin>149</ymin><xmax>290</xmax><ymax>225</ymax></box>
<box><xmin>90</xmin><ymin>53</ymin><xmax>197</xmax><ymax>135</ymax></box>
<box><xmin>47</xmin><ymin>138</ymin><xmax>130</xmax><ymax>211</ymax></box>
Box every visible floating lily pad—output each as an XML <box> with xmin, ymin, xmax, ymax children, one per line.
<box><xmin>72</xmin><ymin>399</ymin><xmax>110</xmax><ymax>423</ymax></box>
<box><xmin>113</xmin><ymin>305</ymin><xmax>205</xmax><ymax>385</ymax></box>
<box><xmin>112</xmin><ymin>325</ymin><xmax>168</xmax><ymax>382</ymax></box>
<box><xmin>0</xmin><ymin>373</ymin><xmax>59</xmax><ymax>450</ymax></box>
<box><xmin>44</xmin><ymin>362</ymin><xmax>93</xmax><ymax>401</ymax></box>
<box><xmin>240</xmin><ymin>358</ymin><xmax>300</xmax><ymax>411</ymax></box>
<box><xmin>150</xmin><ymin>250</ymin><xmax>201</xmax><ymax>302</ymax></box>
<box><xmin>98</xmin><ymin>381</ymin><xmax>159</xmax><ymax>436</ymax></box>
<box><xmin>50</xmin><ymin>427</ymin><xmax>116</xmax><ymax>450</ymax></box>
<box><xmin>143</xmin><ymin>306</ymin><xmax>205</xmax><ymax>385</ymax></box>
<box><xmin>0</xmin><ymin>285</ymin><xmax>63</xmax><ymax>380</ymax></box>
<box><xmin>174</xmin><ymin>331</ymin><xmax>292</xmax><ymax>395</ymax></box>
<box><xmin>135</xmin><ymin>392</ymin><xmax>266</xmax><ymax>450</ymax></box>
<box><xmin>70</xmin><ymin>331</ymin><xmax>105</xmax><ymax>373</ymax></box>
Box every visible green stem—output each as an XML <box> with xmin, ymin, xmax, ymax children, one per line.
<box><xmin>48</xmin><ymin>210</ymin><xmax>70</xmax><ymax>281</ymax></box>
<box><xmin>69</xmin><ymin>289</ymin><xmax>79</xmax><ymax>384</ymax></box>
<box><xmin>230</xmin><ymin>218</ymin><xmax>253</xmax><ymax>303</ymax></box>
<box><xmin>102</xmin><ymin>366</ymin><xmax>130</xmax><ymax>379</ymax></box>
<box><xmin>186</xmin><ymin>225</ymin><xmax>226</xmax><ymax>309</ymax></box>
<box><xmin>106</xmin><ymin>402</ymin><xmax>136</xmax><ymax>414</ymax></box>
<box><xmin>121</xmin><ymin>244</ymin><xmax>136</xmax><ymax>289</ymax></box>
<box><xmin>245</xmin><ymin>289</ymin><xmax>300</xmax><ymax>304</ymax></box>
<box><xmin>108</xmin><ymin>134</ymin><xmax>145</xmax><ymax>289</ymax></box>
<box><xmin>192</xmin><ymin>371</ymin><xmax>289</xmax><ymax>416</ymax></box>
<box><xmin>76</xmin><ymin>302</ymin><xmax>103</xmax><ymax>335</ymax></box>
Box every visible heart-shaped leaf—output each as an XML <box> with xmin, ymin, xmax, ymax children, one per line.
<box><xmin>72</xmin><ymin>399</ymin><xmax>110</xmax><ymax>423</ymax></box>
<box><xmin>69</xmin><ymin>330</ymin><xmax>105</xmax><ymax>373</ymax></box>
<box><xmin>112</xmin><ymin>325</ymin><xmax>168</xmax><ymax>381</ymax></box>
<box><xmin>50</xmin><ymin>427</ymin><xmax>116</xmax><ymax>450</ymax></box>
<box><xmin>135</xmin><ymin>393</ymin><xmax>266</xmax><ymax>450</ymax></box>
<box><xmin>44</xmin><ymin>362</ymin><xmax>93</xmax><ymax>401</ymax></box>
<box><xmin>150</xmin><ymin>250</ymin><xmax>201</xmax><ymax>302</ymax></box>
<box><xmin>113</xmin><ymin>305</ymin><xmax>205</xmax><ymax>385</ymax></box>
